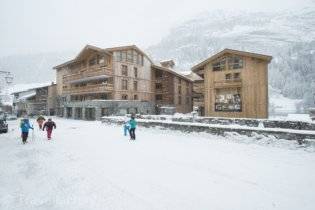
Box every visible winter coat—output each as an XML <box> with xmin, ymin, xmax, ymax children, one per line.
<box><xmin>43</xmin><ymin>121</ymin><xmax>56</xmax><ymax>131</ymax></box>
<box><xmin>129</xmin><ymin>119</ymin><xmax>137</xmax><ymax>129</ymax></box>
<box><xmin>20</xmin><ymin>119</ymin><xmax>33</xmax><ymax>133</ymax></box>
<box><xmin>37</xmin><ymin>116</ymin><xmax>46</xmax><ymax>122</ymax></box>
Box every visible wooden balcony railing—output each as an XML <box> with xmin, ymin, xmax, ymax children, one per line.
<box><xmin>63</xmin><ymin>83</ymin><xmax>114</xmax><ymax>95</ymax></box>
<box><xmin>63</xmin><ymin>66</ymin><xmax>113</xmax><ymax>83</ymax></box>
<box><xmin>214</xmin><ymin>79</ymin><xmax>242</xmax><ymax>88</ymax></box>
<box><xmin>193</xmin><ymin>98</ymin><xmax>204</xmax><ymax>106</ymax></box>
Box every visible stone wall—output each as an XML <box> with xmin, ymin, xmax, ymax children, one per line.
<box><xmin>134</xmin><ymin>115</ymin><xmax>315</xmax><ymax>131</ymax></box>
<box><xmin>101</xmin><ymin>117</ymin><xmax>315</xmax><ymax>141</ymax></box>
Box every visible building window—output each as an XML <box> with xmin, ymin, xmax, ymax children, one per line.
<box><xmin>98</xmin><ymin>55</ymin><xmax>109</xmax><ymax>67</ymax></box>
<box><xmin>215</xmin><ymin>88</ymin><xmax>242</xmax><ymax>112</ymax></box>
<box><xmin>155</xmin><ymin>83</ymin><xmax>162</xmax><ymax>89</ymax></box>
<box><xmin>122</xmin><ymin>51</ymin><xmax>127</xmax><ymax>62</ymax></box>
<box><xmin>212</xmin><ymin>58</ymin><xmax>226</xmax><ymax>71</ymax></box>
<box><xmin>101</xmin><ymin>108</ymin><xmax>109</xmax><ymax>116</ymax></box>
<box><xmin>89</xmin><ymin>57</ymin><xmax>97</xmax><ymax>66</ymax></box>
<box><xmin>178</xmin><ymin>96</ymin><xmax>182</xmax><ymax>105</ymax></box>
<box><xmin>228</xmin><ymin>56</ymin><xmax>243</xmax><ymax>70</ymax></box>
<box><xmin>127</xmin><ymin>50</ymin><xmax>133</xmax><ymax>63</ymax></box>
<box><xmin>225</xmin><ymin>73</ymin><xmax>232</xmax><ymax>80</ymax></box>
<box><xmin>121</xmin><ymin>65</ymin><xmax>128</xmax><ymax>76</ymax></box>
<box><xmin>137</xmin><ymin>54</ymin><xmax>143</xmax><ymax>66</ymax></box>
<box><xmin>156</xmin><ymin>94</ymin><xmax>162</xmax><ymax>101</ymax></box>
<box><xmin>234</xmin><ymin>73</ymin><xmax>240</xmax><ymax>80</ymax></box>
<box><xmin>178</xmin><ymin>85</ymin><xmax>182</xmax><ymax>94</ymax></box>
<box><xmin>133</xmin><ymin>81</ymin><xmax>138</xmax><ymax>91</ymax></box>
<box><xmin>134</xmin><ymin>95</ymin><xmax>138</xmax><ymax>100</ymax></box>
<box><xmin>122</xmin><ymin>79</ymin><xmax>128</xmax><ymax>90</ymax></box>
<box><xmin>186</xmin><ymin>96</ymin><xmax>190</xmax><ymax>104</ymax></box>
<box><xmin>122</xmin><ymin>94</ymin><xmax>128</xmax><ymax>100</ymax></box>
<box><xmin>134</xmin><ymin>67</ymin><xmax>138</xmax><ymax>78</ymax></box>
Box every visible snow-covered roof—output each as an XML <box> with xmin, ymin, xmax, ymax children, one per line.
<box><xmin>9</xmin><ymin>82</ymin><xmax>53</xmax><ymax>95</ymax></box>
<box><xmin>69</xmin><ymin>75</ymin><xmax>111</xmax><ymax>84</ymax></box>
<box><xmin>16</xmin><ymin>92</ymin><xmax>36</xmax><ymax>101</ymax></box>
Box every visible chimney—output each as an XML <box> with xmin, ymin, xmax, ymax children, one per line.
<box><xmin>160</xmin><ymin>60</ymin><xmax>175</xmax><ymax>69</ymax></box>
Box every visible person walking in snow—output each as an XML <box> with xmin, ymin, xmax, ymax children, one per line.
<box><xmin>36</xmin><ymin>115</ymin><xmax>46</xmax><ymax>130</ymax></box>
<box><xmin>123</xmin><ymin>118</ymin><xmax>130</xmax><ymax>136</ymax></box>
<box><xmin>20</xmin><ymin>118</ymin><xmax>34</xmax><ymax>144</ymax></box>
<box><xmin>128</xmin><ymin>115</ymin><xmax>137</xmax><ymax>140</ymax></box>
<box><xmin>42</xmin><ymin>118</ymin><xmax>56</xmax><ymax>140</ymax></box>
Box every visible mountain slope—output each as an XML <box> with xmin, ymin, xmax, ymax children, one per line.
<box><xmin>147</xmin><ymin>8</ymin><xmax>315</xmax><ymax>108</ymax></box>
<box><xmin>0</xmin><ymin>51</ymin><xmax>74</xmax><ymax>84</ymax></box>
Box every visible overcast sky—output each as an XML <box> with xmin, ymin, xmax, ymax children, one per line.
<box><xmin>0</xmin><ymin>0</ymin><xmax>313</xmax><ymax>57</ymax></box>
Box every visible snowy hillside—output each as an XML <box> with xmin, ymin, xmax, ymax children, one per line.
<box><xmin>147</xmin><ymin>7</ymin><xmax>315</xmax><ymax>108</ymax></box>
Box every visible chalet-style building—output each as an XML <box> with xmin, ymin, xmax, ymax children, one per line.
<box><xmin>152</xmin><ymin>61</ymin><xmax>192</xmax><ymax>115</ymax></box>
<box><xmin>53</xmin><ymin>45</ymin><xmax>193</xmax><ymax>120</ymax></box>
<box><xmin>12</xmin><ymin>83</ymin><xmax>57</xmax><ymax>117</ymax></box>
<box><xmin>192</xmin><ymin>49</ymin><xmax>272</xmax><ymax>119</ymax></box>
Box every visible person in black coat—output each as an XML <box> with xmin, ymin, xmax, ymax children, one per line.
<box><xmin>43</xmin><ymin>118</ymin><xmax>56</xmax><ymax>140</ymax></box>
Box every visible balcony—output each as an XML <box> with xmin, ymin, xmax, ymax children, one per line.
<box><xmin>63</xmin><ymin>66</ymin><xmax>113</xmax><ymax>83</ymax></box>
<box><xmin>193</xmin><ymin>98</ymin><xmax>204</xmax><ymax>107</ymax></box>
<box><xmin>214</xmin><ymin>79</ymin><xmax>242</xmax><ymax>88</ymax></box>
<box><xmin>63</xmin><ymin>83</ymin><xmax>114</xmax><ymax>95</ymax></box>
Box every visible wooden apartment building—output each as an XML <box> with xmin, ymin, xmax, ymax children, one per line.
<box><xmin>152</xmin><ymin>60</ymin><xmax>192</xmax><ymax>114</ymax></box>
<box><xmin>192</xmin><ymin>49</ymin><xmax>272</xmax><ymax>119</ymax></box>
<box><xmin>53</xmin><ymin>45</ymin><xmax>193</xmax><ymax>119</ymax></box>
<box><xmin>12</xmin><ymin>83</ymin><xmax>57</xmax><ymax>117</ymax></box>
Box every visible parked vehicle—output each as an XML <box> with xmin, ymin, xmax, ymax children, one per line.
<box><xmin>0</xmin><ymin>119</ymin><xmax>8</xmax><ymax>133</ymax></box>
<box><xmin>6</xmin><ymin>114</ymin><xmax>17</xmax><ymax>120</ymax></box>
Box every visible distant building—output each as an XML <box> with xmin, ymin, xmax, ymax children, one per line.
<box><xmin>192</xmin><ymin>49</ymin><xmax>272</xmax><ymax>119</ymax></box>
<box><xmin>12</xmin><ymin>83</ymin><xmax>57</xmax><ymax>117</ymax></box>
<box><xmin>152</xmin><ymin>63</ymin><xmax>192</xmax><ymax>115</ymax></box>
<box><xmin>53</xmin><ymin>45</ymin><xmax>193</xmax><ymax>120</ymax></box>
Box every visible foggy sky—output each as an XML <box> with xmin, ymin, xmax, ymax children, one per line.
<box><xmin>0</xmin><ymin>0</ymin><xmax>313</xmax><ymax>57</ymax></box>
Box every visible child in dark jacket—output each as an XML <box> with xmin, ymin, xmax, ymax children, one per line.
<box><xmin>128</xmin><ymin>116</ymin><xmax>137</xmax><ymax>140</ymax></box>
<box><xmin>43</xmin><ymin>118</ymin><xmax>56</xmax><ymax>140</ymax></box>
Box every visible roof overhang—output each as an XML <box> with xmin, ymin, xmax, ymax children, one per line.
<box><xmin>68</xmin><ymin>75</ymin><xmax>111</xmax><ymax>85</ymax></box>
<box><xmin>53</xmin><ymin>45</ymin><xmax>112</xmax><ymax>70</ymax></box>
<box><xmin>105</xmin><ymin>45</ymin><xmax>154</xmax><ymax>65</ymax></box>
<box><xmin>191</xmin><ymin>48</ymin><xmax>273</xmax><ymax>72</ymax></box>
<box><xmin>152</xmin><ymin>65</ymin><xmax>193</xmax><ymax>82</ymax></box>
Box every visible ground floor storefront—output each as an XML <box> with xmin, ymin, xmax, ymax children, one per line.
<box><xmin>57</xmin><ymin>100</ymin><xmax>155</xmax><ymax>120</ymax></box>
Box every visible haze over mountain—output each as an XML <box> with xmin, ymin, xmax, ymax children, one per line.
<box><xmin>0</xmin><ymin>6</ymin><xmax>314</xmax><ymax>108</ymax></box>
<box><xmin>147</xmin><ymin>7</ymin><xmax>315</xmax><ymax>108</ymax></box>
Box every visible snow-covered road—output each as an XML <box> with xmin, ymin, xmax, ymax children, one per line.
<box><xmin>0</xmin><ymin>118</ymin><xmax>315</xmax><ymax>210</ymax></box>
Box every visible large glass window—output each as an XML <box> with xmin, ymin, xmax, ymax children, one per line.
<box><xmin>134</xmin><ymin>67</ymin><xmax>138</xmax><ymax>78</ymax></box>
<box><xmin>133</xmin><ymin>81</ymin><xmax>138</xmax><ymax>91</ymax></box>
<box><xmin>89</xmin><ymin>57</ymin><xmax>97</xmax><ymax>66</ymax></box>
<box><xmin>212</xmin><ymin>58</ymin><xmax>226</xmax><ymax>71</ymax></box>
<box><xmin>156</xmin><ymin>94</ymin><xmax>162</xmax><ymax>101</ymax></box>
<box><xmin>127</xmin><ymin>50</ymin><xmax>133</xmax><ymax>62</ymax></box>
<box><xmin>121</xmin><ymin>65</ymin><xmax>128</xmax><ymax>76</ymax></box>
<box><xmin>215</xmin><ymin>88</ymin><xmax>242</xmax><ymax>112</ymax></box>
<box><xmin>122</xmin><ymin>79</ymin><xmax>128</xmax><ymax>90</ymax></box>
<box><xmin>121</xmin><ymin>51</ymin><xmax>127</xmax><ymax>62</ymax></box>
<box><xmin>228</xmin><ymin>56</ymin><xmax>243</xmax><ymax>70</ymax></box>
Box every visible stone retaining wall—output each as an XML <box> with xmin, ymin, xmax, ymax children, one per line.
<box><xmin>136</xmin><ymin>115</ymin><xmax>315</xmax><ymax>131</ymax></box>
<box><xmin>102</xmin><ymin>117</ymin><xmax>315</xmax><ymax>141</ymax></box>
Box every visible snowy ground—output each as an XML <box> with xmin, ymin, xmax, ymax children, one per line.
<box><xmin>0</xmin><ymin>118</ymin><xmax>315</xmax><ymax>210</ymax></box>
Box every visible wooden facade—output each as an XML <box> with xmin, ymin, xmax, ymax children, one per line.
<box><xmin>152</xmin><ymin>65</ymin><xmax>193</xmax><ymax>114</ymax></box>
<box><xmin>54</xmin><ymin>45</ymin><xmax>154</xmax><ymax>103</ymax></box>
<box><xmin>54</xmin><ymin>45</ymin><xmax>193</xmax><ymax>115</ymax></box>
<box><xmin>13</xmin><ymin>83</ymin><xmax>57</xmax><ymax>116</ymax></box>
<box><xmin>192</xmin><ymin>49</ymin><xmax>272</xmax><ymax>119</ymax></box>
